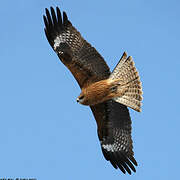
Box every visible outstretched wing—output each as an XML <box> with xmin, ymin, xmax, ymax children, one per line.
<box><xmin>44</xmin><ymin>7</ymin><xmax>137</xmax><ymax>174</ymax></box>
<box><xmin>43</xmin><ymin>7</ymin><xmax>110</xmax><ymax>88</ymax></box>
<box><xmin>91</xmin><ymin>100</ymin><xmax>137</xmax><ymax>174</ymax></box>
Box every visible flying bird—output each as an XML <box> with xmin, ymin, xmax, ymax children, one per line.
<box><xmin>43</xmin><ymin>7</ymin><xmax>143</xmax><ymax>174</ymax></box>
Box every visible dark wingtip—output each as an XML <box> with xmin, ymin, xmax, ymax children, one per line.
<box><xmin>50</xmin><ymin>6</ymin><xmax>58</xmax><ymax>28</ymax></box>
<box><xmin>45</xmin><ymin>8</ymin><xmax>49</xmax><ymax>15</ymax></box>
<box><xmin>43</xmin><ymin>15</ymin><xmax>49</xmax><ymax>34</ymax></box>
<box><xmin>102</xmin><ymin>148</ymin><xmax>137</xmax><ymax>174</ymax></box>
<box><xmin>63</xmin><ymin>11</ymin><xmax>68</xmax><ymax>22</ymax></box>
<box><xmin>128</xmin><ymin>155</ymin><xmax>138</xmax><ymax>166</ymax></box>
<box><xmin>56</xmin><ymin>7</ymin><xmax>62</xmax><ymax>25</ymax></box>
<box><xmin>56</xmin><ymin>6</ymin><xmax>60</xmax><ymax>12</ymax></box>
<box><xmin>43</xmin><ymin>15</ymin><xmax>47</xmax><ymax>24</ymax></box>
<box><xmin>50</xmin><ymin>7</ymin><xmax>55</xmax><ymax>16</ymax></box>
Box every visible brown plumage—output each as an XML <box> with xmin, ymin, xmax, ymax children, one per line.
<box><xmin>43</xmin><ymin>6</ymin><xmax>143</xmax><ymax>174</ymax></box>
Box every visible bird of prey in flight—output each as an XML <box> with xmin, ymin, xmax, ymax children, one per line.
<box><xmin>43</xmin><ymin>7</ymin><xmax>143</xmax><ymax>174</ymax></box>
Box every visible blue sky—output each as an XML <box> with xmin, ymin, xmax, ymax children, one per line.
<box><xmin>0</xmin><ymin>0</ymin><xmax>180</xmax><ymax>179</ymax></box>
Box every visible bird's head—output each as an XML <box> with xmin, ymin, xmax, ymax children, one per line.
<box><xmin>76</xmin><ymin>93</ymin><xmax>86</xmax><ymax>105</ymax></box>
<box><xmin>77</xmin><ymin>88</ymin><xmax>92</xmax><ymax>105</ymax></box>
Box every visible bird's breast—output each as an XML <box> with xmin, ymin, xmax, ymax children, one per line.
<box><xmin>82</xmin><ymin>79</ymin><xmax>112</xmax><ymax>105</ymax></box>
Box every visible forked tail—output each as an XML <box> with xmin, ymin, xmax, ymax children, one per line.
<box><xmin>110</xmin><ymin>52</ymin><xmax>143</xmax><ymax>112</ymax></box>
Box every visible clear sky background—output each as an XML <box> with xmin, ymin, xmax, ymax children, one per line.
<box><xmin>0</xmin><ymin>0</ymin><xmax>179</xmax><ymax>179</ymax></box>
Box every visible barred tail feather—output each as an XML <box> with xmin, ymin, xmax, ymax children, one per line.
<box><xmin>110</xmin><ymin>52</ymin><xmax>143</xmax><ymax>112</ymax></box>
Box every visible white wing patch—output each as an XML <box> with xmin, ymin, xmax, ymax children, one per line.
<box><xmin>102</xmin><ymin>142</ymin><xmax>127</xmax><ymax>152</ymax></box>
<box><xmin>54</xmin><ymin>32</ymin><xmax>69</xmax><ymax>50</ymax></box>
<box><xmin>102</xmin><ymin>144</ymin><xmax>115</xmax><ymax>152</ymax></box>
<box><xmin>101</xmin><ymin>128</ymin><xmax>130</xmax><ymax>153</ymax></box>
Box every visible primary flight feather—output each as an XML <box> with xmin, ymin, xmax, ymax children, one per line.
<box><xmin>43</xmin><ymin>7</ymin><xmax>143</xmax><ymax>174</ymax></box>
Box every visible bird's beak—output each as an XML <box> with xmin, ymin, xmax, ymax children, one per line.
<box><xmin>76</xmin><ymin>98</ymin><xmax>79</xmax><ymax>103</ymax></box>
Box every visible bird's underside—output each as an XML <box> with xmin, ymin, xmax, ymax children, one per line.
<box><xmin>77</xmin><ymin>52</ymin><xmax>143</xmax><ymax>112</ymax></box>
<box><xmin>43</xmin><ymin>6</ymin><xmax>143</xmax><ymax>174</ymax></box>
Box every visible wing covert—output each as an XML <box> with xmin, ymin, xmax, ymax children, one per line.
<box><xmin>43</xmin><ymin>7</ymin><xmax>110</xmax><ymax>88</ymax></box>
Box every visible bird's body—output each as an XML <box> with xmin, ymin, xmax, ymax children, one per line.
<box><xmin>78</xmin><ymin>79</ymin><xmax>113</xmax><ymax>105</ymax></box>
<box><xmin>43</xmin><ymin>7</ymin><xmax>143</xmax><ymax>174</ymax></box>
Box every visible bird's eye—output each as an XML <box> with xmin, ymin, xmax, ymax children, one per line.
<box><xmin>79</xmin><ymin>95</ymin><xmax>84</xmax><ymax>100</ymax></box>
<box><xmin>110</xmin><ymin>86</ymin><xmax>117</xmax><ymax>92</ymax></box>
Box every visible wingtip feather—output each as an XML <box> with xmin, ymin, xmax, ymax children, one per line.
<box><xmin>102</xmin><ymin>147</ymin><xmax>137</xmax><ymax>174</ymax></box>
<box><xmin>63</xmin><ymin>11</ymin><xmax>68</xmax><ymax>22</ymax></box>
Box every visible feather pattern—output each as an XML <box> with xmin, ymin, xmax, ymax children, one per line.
<box><xmin>91</xmin><ymin>101</ymin><xmax>137</xmax><ymax>174</ymax></box>
<box><xmin>44</xmin><ymin>7</ymin><xmax>139</xmax><ymax>174</ymax></box>
<box><xmin>110</xmin><ymin>52</ymin><xmax>143</xmax><ymax>112</ymax></box>
<box><xmin>44</xmin><ymin>7</ymin><xmax>110</xmax><ymax>88</ymax></box>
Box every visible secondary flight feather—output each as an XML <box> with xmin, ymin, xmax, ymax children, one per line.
<box><xmin>43</xmin><ymin>6</ymin><xmax>143</xmax><ymax>174</ymax></box>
